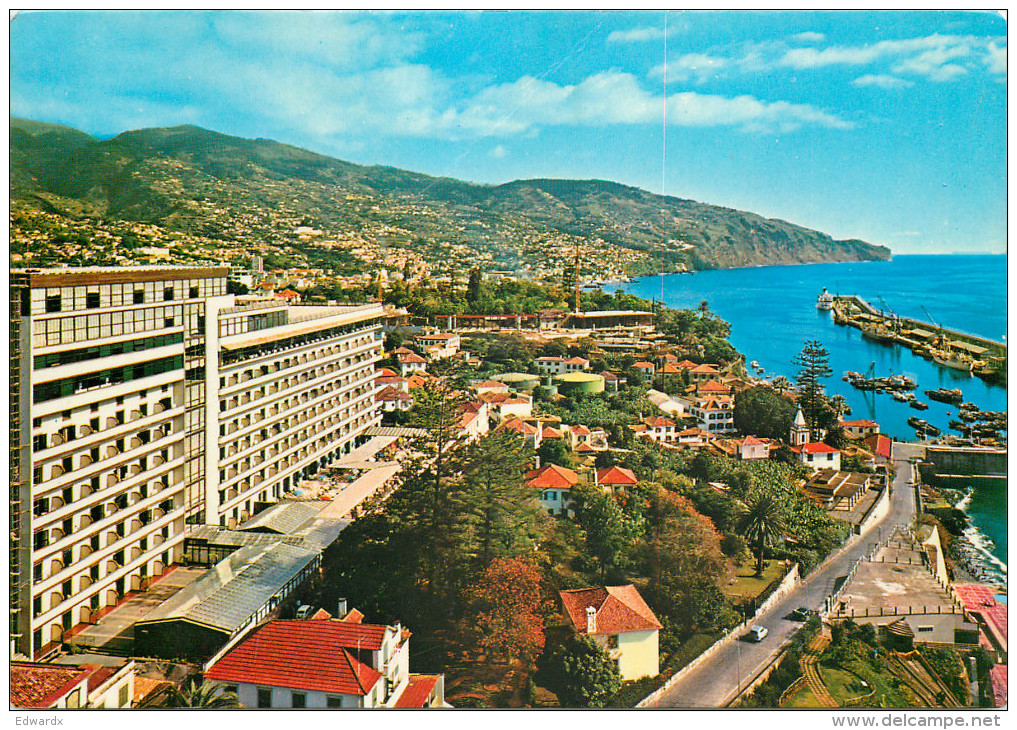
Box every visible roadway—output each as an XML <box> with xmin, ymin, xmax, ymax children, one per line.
<box><xmin>647</xmin><ymin>443</ymin><xmax>922</xmax><ymax>708</ymax></box>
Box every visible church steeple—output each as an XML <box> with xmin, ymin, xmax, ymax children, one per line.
<box><xmin>790</xmin><ymin>408</ymin><xmax>810</xmax><ymax>446</ymax></box>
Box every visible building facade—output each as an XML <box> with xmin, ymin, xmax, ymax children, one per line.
<box><xmin>10</xmin><ymin>267</ymin><xmax>383</xmax><ymax>659</ymax></box>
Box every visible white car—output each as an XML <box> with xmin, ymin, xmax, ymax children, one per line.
<box><xmin>747</xmin><ymin>625</ymin><xmax>768</xmax><ymax>642</ymax></box>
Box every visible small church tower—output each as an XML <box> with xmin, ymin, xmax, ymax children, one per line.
<box><xmin>790</xmin><ymin>408</ymin><xmax>810</xmax><ymax>446</ymax></box>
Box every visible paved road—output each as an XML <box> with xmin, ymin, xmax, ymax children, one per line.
<box><xmin>649</xmin><ymin>445</ymin><xmax>922</xmax><ymax>708</ymax></box>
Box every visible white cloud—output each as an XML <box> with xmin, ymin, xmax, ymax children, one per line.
<box><xmin>607</xmin><ymin>26</ymin><xmax>665</xmax><ymax>44</ymax></box>
<box><xmin>490</xmin><ymin>145</ymin><xmax>508</xmax><ymax>159</ymax></box>
<box><xmin>985</xmin><ymin>41</ymin><xmax>1006</xmax><ymax>75</ymax></box>
<box><xmin>792</xmin><ymin>31</ymin><xmax>826</xmax><ymax>43</ymax></box>
<box><xmin>664</xmin><ymin>53</ymin><xmax>729</xmax><ymax>82</ymax></box>
<box><xmin>851</xmin><ymin>74</ymin><xmax>914</xmax><ymax>89</ymax></box>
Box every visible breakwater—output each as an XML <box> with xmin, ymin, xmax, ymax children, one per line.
<box><xmin>832</xmin><ymin>295</ymin><xmax>1006</xmax><ymax>385</ymax></box>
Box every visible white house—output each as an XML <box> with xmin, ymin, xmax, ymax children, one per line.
<box><xmin>840</xmin><ymin>419</ymin><xmax>881</xmax><ymax>439</ymax></box>
<box><xmin>526</xmin><ymin>463</ymin><xmax>579</xmax><ymax>517</ymax></box>
<box><xmin>559</xmin><ymin>585</ymin><xmax>662</xmax><ymax>681</ymax></box>
<box><xmin>634</xmin><ymin>415</ymin><xmax>677</xmax><ymax>443</ymax></box>
<box><xmin>416</xmin><ymin>332</ymin><xmax>461</xmax><ymax>359</ymax></box>
<box><xmin>398</xmin><ymin>352</ymin><xmax>428</xmax><ymax>377</ymax></box>
<box><xmin>792</xmin><ymin>441</ymin><xmax>842</xmax><ymax>472</ymax></box>
<box><xmin>205</xmin><ymin>611</ymin><xmax>445</xmax><ymax>708</ymax></box>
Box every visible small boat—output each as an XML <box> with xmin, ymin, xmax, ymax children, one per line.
<box><xmin>750</xmin><ymin>361</ymin><xmax>760</xmax><ymax>369</ymax></box>
<box><xmin>959</xmin><ymin>402</ymin><xmax>978</xmax><ymax>411</ymax></box>
<box><xmin>907</xmin><ymin>416</ymin><xmax>928</xmax><ymax>429</ymax></box>
<box><xmin>925</xmin><ymin>387</ymin><xmax>963</xmax><ymax>404</ymax></box>
<box><xmin>909</xmin><ymin>400</ymin><xmax>929</xmax><ymax>411</ymax></box>
<box><xmin>817</xmin><ymin>288</ymin><xmax>835</xmax><ymax>310</ymax></box>
<box><xmin>892</xmin><ymin>391</ymin><xmax>910</xmax><ymax>402</ymax></box>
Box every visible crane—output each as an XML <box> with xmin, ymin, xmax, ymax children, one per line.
<box><xmin>878</xmin><ymin>296</ymin><xmax>899</xmax><ymax>331</ymax></box>
<box><xmin>921</xmin><ymin>305</ymin><xmax>945</xmax><ymax>348</ymax></box>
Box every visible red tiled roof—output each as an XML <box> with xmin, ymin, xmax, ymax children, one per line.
<box><xmin>952</xmin><ymin>584</ymin><xmax>1008</xmax><ymax>646</ymax></box>
<box><xmin>10</xmin><ymin>662</ymin><xmax>93</xmax><ymax>708</ymax></box>
<box><xmin>863</xmin><ymin>433</ymin><xmax>892</xmax><ymax>458</ymax></box>
<box><xmin>535</xmin><ymin>356</ymin><xmax>565</xmax><ymax>363</ymax></box>
<box><xmin>570</xmin><ymin>425</ymin><xmax>591</xmax><ymax>436</ymax></box>
<box><xmin>275</xmin><ymin>289</ymin><xmax>300</xmax><ymax>300</ymax></box>
<box><xmin>525</xmin><ymin>463</ymin><xmax>579</xmax><ymax>489</ymax></box>
<box><xmin>676</xmin><ymin>360</ymin><xmax>698</xmax><ymax>368</ymax></box>
<box><xmin>741</xmin><ymin>435</ymin><xmax>767</xmax><ymax>445</ymax></box>
<box><xmin>677</xmin><ymin>427</ymin><xmax>709</xmax><ymax>437</ymax></box>
<box><xmin>393</xmin><ymin>674</ymin><xmax>440</xmax><ymax>708</ymax></box>
<box><xmin>632</xmin><ymin>361</ymin><xmax>654</xmax><ymax>369</ymax></box>
<box><xmin>399</xmin><ymin>353</ymin><xmax>427</xmax><ymax>364</ymax></box>
<box><xmin>417</xmin><ymin>333</ymin><xmax>457</xmax><ymax>341</ymax></box>
<box><xmin>990</xmin><ymin>665</ymin><xmax>1007</xmax><ymax>708</ymax></box>
<box><xmin>698</xmin><ymin>379</ymin><xmax>731</xmax><ymax>393</ymax></box>
<box><xmin>564</xmin><ymin>357</ymin><xmax>589</xmax><ymax>365</ymax></box>
<box><xmin>376</xmin><ymin>367</ymin><xmax>400</xmax><ymax>377</ymax></box>
<box><xmin>559</xmin><ymin>585</ymin><xmax>662</xmax><ymax>636</ymax></box>
<box><xmin>796</xmin><ymin>442</ymin><xmax>840</xmax><ymax>454</ymax></box>
<box><xmin>542</xmin><ymin>426</ymin><xmax>564</xmax><ymax>439</ymax></box>
<box><xmin>840</xmin><ymin>419</ymin><xmax>879</xmax><ymax>428</ymax></box>
<box><xmin>662</xmin><ymin>363</ymin><xmax>681</xmax><ymax>374</ymax></box>
<box><xmin>597</xmin><ymin>466</ymin><xmax>638</xmax><ymax>485</ymax></box>
<box><xmin>643</xmin><ymin>416</ymin><xmax>675</xmax><ymax>428</ymax></box>
<box><xmin>475</xmin><ymin>380</ymin><xmax>508</xmax><ymax>390</ymax></box>
<box><xmin>205</xmin><ymin>620</ymin><xmax>386</xmax><ymax>696</ymax></box>
<box><xmin>311</xmin><ymin>608</ymin><xmax>333</xmax><ymax>620</ymax></box>
<box><xmin>390</xmin><ymin>347</ymin><xmax>415</xmax><ymax>355</ymax></box>
<box><xmin>575</xmin><ymin>443</ymin><xmax>597</xmax><ymax>452</ymax></box>
<box><xmin>690</xmin><ymin>363</ymin><xmax>719</xmax><ymax>373</ymax></box>
<box><xmin>377</xmin><ymin>385</ymin><xmax>412</xmax><ymax>402</ymax></box>
<box><xmin>600</xmin><ymin>371</ymin><xmax>620</xmax><ymax>380</ymax></box>
<box><xmin>498</xmin><ymin>417</ymin><xmax>538</xmax><ymax>435</ymax></box>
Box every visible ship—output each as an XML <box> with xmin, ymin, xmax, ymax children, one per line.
<box><xmin>817</xmin><ymin>288</ymin><xmax>835</xmax><ymax>310</ymax></box>
<box><xmin>932</xmin><ymin>351</ymin><xmax>974</xmax><ymax>373</ymax></box>
<box><xmin>908</xmin><ymin>399</ymin><xmax>929</xmax><ymax>411</ymax></box>
<box><xmin>861</xmin><ymin>324</ymin><xmax>896</xmax><ymax>344</ymax></box>
<box><xmin>925</xmin><ymin>387</ymin><xmax>963</xmax><ymax>404</ymax></box>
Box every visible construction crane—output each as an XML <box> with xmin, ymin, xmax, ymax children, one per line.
<box><xmin>921</xmin><ymin>305</ymin><xmax>945</xmax><ymax>347</ymax></box>
<box><xmin>878</xmin><ymin>296</ymin><xmax>899</xmax><ymax>330</ymax></box>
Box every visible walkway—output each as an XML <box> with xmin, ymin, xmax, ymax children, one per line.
<box><xmin>318</xmin><ymin>462</ymin><xmax>401</xmax><ymax>519</ymax></box>
<box><xmin>800</xmin><ymin>632</ymin><xmax>837</xmax><ymax>708</ymax></box>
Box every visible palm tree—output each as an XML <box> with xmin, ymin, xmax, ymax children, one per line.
<box><xmin>164</xmin><ymin>678</ymin><xmax>240</xmax><ymax>709</ymax></box>
<box><xmin>737</xmin><ymin>492</ymin><xmax>786</xmax><ymax>576</ymax></box>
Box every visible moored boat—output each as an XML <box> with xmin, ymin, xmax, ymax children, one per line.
<box><xmin>932</xmin><ymin>351</ymin><xmax>974</xmax><ymax>373</ymax></box>
<box><xmin>925</xmin><ymin>387</ymin><xmax>963</xmax><ymax>404</ymax></box>
<box><xmin>817</xmin><ymin>288</ymin><xmax>835</xmax><ymax>310</ymax></box>
<box><xmin>909</xmin><ymin>400</ymin><xmax>929</xmax><ymax>411</ymax></box>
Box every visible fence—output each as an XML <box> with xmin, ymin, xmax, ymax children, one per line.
<box><xmin>636</xmin><ymin>563</ymin><xmax>801</xmax><ymax>708</ymax></box>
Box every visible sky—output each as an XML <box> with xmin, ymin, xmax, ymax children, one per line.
<box><xmin>9</xmin><ymin>10</ymin><xmax>1008</xmax><ymax>254</ymax></box>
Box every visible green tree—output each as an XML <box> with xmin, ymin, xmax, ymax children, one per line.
<box><xmin>164</xmin><ymin>678</ymin><xmax>240</xmax><ymax>708</ymax></box>
<box><xmin>733</xmin><ymin>385</ymin><xmax>797</xmax><ymax>440</ymax></box>
<box><xmin>794</xmin><ymin>340</ymin><xmax>833</xmax><ymax>441</ymax></box>
<box><xmin>466</xmin><ymin>266</ymin><xmax>483</xmax><ymax>304</ymax></box>
<box><xmin>737</xmin><ymin>491</ymin><xmax>787</xmax><ymax>576</ymax></box>
<box><xmin>536</xmin><ymin>437</ymin><xmax>572</xmax><ymax>468</ymax></box>
<box><xmin>571</xmin><ymin>484</ymin><xmax>636</xmax><ymax>580</ymax></box>
<box><xmin>460</xmin><ymin>431</ymin><xmax>545</xmax><ymax>566</ymax></box>
<box><xmin>545</xmin><ymin>636</ymin><xmax>622</xmax><ymax>707</ymax></box>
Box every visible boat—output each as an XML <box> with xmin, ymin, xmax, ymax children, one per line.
<box><xmin>907</xmin><ymin>416</ymin><xmax>928</xmax><ymax>429</ymax></box>
<box><xmin>949</xmin><ymin>419</ymin><xmax>970</xmax><ymax>431</ymax></box>
<box><xmin>932</xmin><ymin>351</ymin><xmax>974</xmax><ymax>373</ymax></box>
<box><xmin>909</xmin><ymin>400</ymin><xmax>929</xmax><ymax>411</ymax></box>
<box><xmin>817</xmin><ymin>288</ymin><xmax>835</xmax><ymax>310</ymax></box>
<box><xmin>892</xmin><ymin>391</ymin><xmax>910</xmax><ymax>402</ymax></box>
<box><xmin>925</xmin><ymin>387</ymin><xmax>963</xmax><ymax>404</ymax></box>
<box><xmin>750</xmin><ymin>361</ymin><xmax>760</xmax><ymax>369</ymax></box>
<box><xmin>861</xmin><ymin>325</ymin><xmax>896</xmax><ymax>344</ymax></box>
<box><xmin>959</xmin><ymin>402</ymin><xmax>978</xmax><ymax>411</ymax></box>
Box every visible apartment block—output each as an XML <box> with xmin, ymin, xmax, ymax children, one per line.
<box><xmin>10</xmin><ymin>267</ymin><xmax>383</xmax><ymax>659</ymax></box>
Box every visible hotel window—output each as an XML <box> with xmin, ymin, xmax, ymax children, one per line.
<box><xmin>164</xmin><ymin>286</ymin><xmax>175</xmax><ymax>301</ymax></box>
<box><xmin>46</xmin><ymin>294</ymin><xmax>61</xmax><ymax>313</ymax></box>
<box><xmin>291</xmin><ymin>692</ymin><xmax>306</xmax><ymax>708</ymax></box>
<box><xmin>134</xmin><ymin>289</ymin><xmax>145</xmax><ymax>304</ymax></box>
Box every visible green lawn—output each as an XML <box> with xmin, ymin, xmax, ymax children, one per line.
<box><xmin>821</xmin><ymin>666</ymin><xmax>868</xmax><ymax>701</ymax></box>
<box><xmin>787</xmin><ymin>685</ymin><xmax>822</xmax><ymax>708</ymax></box>
<box><xmin>721</xmin><ymin>559</ymin><xmax>786</xmax><ymax>603</ymax></box>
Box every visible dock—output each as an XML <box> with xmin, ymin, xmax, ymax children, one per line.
<box><xmin>832</xmin><ymin>295</ymin><xmax>1006</xmax><ymax>385</ymax></box>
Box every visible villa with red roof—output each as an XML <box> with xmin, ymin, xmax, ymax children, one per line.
<box><xmin>204</xmin><ymin>611</ymin><xmax>446</xmax><ymax>708</ymax></box>
<box><xmin>10</xmin><ymin>658</ymin><xmax>135</xmax><ymax>709</ymax></box>
<box><xmin>559</xmin><ymin>585</ymin><xmax>662</xmax><ymax>680</ymax></box>
<box><xmin>840</xmin><ymin>419</ymin><xmax>881</xmax><ymax>439</ymax></box>
<box><xmin>526</xmin><ymin>463</ymin><xmax>579</xmax><ymax>516</ymax></box>
<box><xmin>687</xmin><ymin>363</ymin><xmax>721</xmax><ymax>384</ymax></box>
<box><xmin>633</xmin><ymin>415</ymin><xmax>677</xmax><ymax>443</ymax></box>
<box><xmin>686</xmin><ymin>393</ymin><xmax>736</xmax><ymax>435</ymax></box>
<box><xmin>377</xmin><ymin>385</ymin><xmax>413</xmax><ymax>412</ymax></box>
<box><xmin>713</xmin><ymin>435</ymin><xmax>770</xmax><ymax>460</ymax></box>
<box><xmin>631</xmin><ymin>361</ymin><xmax>655</xmax><ymax>379</ymax></box>
<box><xmin>497</xmin><ymin>416</ymin><xmax>542</xmax><ymax>449</ymax></box>
<box><xmin>397</xmin><ymin>352</ymin><xmax>427</xmax><ymax>377</ymax></box>
<box><xmin>473</xmin><ymin>379</ymin><xmax>510</xmax><ymax>395</ymax></box>
<box><xmin>791</xmin><ymin>441</ymin><xmax>841</xmax><ymax>471</ymax></box>
<box><xmin>596</xmin><ymin>466</ymin><xmax>638</xmax><ymax>489</ymax></box>
<box><xmin>862</xmin><ymin>433</ymin><xmax>893</xmax><ymax>466</ymax></box>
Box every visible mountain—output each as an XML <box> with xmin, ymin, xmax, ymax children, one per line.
<box><xmin>9</xmin><ymin>118</ymin><xmax>891</xmax><ymax>275</ymax></box>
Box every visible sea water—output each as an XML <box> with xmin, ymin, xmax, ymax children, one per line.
<box><xmin>623</xmin><ymin>254</ymin><xmax>1007</xmax><ymax>576</ymax></box>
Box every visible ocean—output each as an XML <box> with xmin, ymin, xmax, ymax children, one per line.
<box><xmin>623</xmin><ymin>254</ymin><xmax>1007</xmax><ymax>578</ymax></box>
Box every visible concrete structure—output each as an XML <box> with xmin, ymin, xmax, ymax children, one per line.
<box><xmin>205</xmin><ymin>612</ymin><xmax>445</xmax><ymax>708</ymax></box>
<box><xmin>491</xmin><ymin>372</ymin><xmax>541</xmax><ymax>392</ymax></box>
<box><xmin>553</xmin><ymin>372</ymin><xmax>605</xmax><ymax>396</ymax></box>
<box><xmin>10</xmin><ymin>266</ymin><xmax>383</xmax><ymax>659</ymax></box>
<box><xmin>559</xmin><ymin>585</ymin><xmax>662</xmax><ymax>681</ymax></box>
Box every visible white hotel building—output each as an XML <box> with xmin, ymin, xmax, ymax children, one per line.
<box><xmin>10</xmin><ymin>266</ymin><xmax>383</xmax><ymax>659</ymax></box>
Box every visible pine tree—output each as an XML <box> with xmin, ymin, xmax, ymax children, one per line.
<box><xmin>793</xmin><ymin>339</ymin><xmax>833</xmax><ymax>441</ymax></box>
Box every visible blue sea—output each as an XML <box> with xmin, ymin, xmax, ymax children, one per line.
<box><xmin>623</xmin><ymin>254</ymin><xmax>1007</xmax><ymax>575</ymax></box>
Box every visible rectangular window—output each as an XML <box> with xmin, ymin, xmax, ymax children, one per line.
<box><xmin>164</xmin><ymin>287</ymin><xmax>174</xmax><ymax>301</ymax></box>
<box><xmin>189</xmin><ymin>286</ymin><xmax>199</xmax><ymax>298</ymax></box>
<box><xmin>118</xmin><ymin>684</ymin><xmax>129</xmax><ymax>707</ymax></box>
<box><xmin>257</xmin><ymin>688</ymin><xmax>272</xmax><ymax>708</ymax></box>
<box><xmin>291</xmin><ymin>692</ymin><xmax>306</xmax><ymax>708</ymax></box>
<box><xmin>45</xmin><ymin>294</ymin><xmax>61</xmax><ymax>313</ymax></box>
<box><xmin>134</xmin><ymin>290</ymin><xmax>145</xmax><ymax>304</ymax></box>
<box><xmin>86</xmin><ymin>292</ymin><xmax>101</xmax><ymax>309</ymax></box>
<box><xmin>326</xmin><ymin>695</ymin><xmax>343</xmax><ymax>708</ymax></box>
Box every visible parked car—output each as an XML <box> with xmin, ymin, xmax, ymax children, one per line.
<box><xmin>790</xmin><ymin>607</ymin><xmax>814</xmax><ymax>621</ymax></box>
<box><xmin>747</xmin><ymin>625</ymin><xmax>768</xmax><ymax>642</ymax></box>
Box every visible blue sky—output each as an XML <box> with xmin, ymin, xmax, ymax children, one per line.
<box><xmin>9</xmin><ymin>10</ymin><xmax>1007</xmax><ymax>254</ymax></box>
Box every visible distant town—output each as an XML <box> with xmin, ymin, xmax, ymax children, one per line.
<box><xmin>9</xmin><ymin>259</ymin><xmax>1006</xmax><ymax>709</ymax></box>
